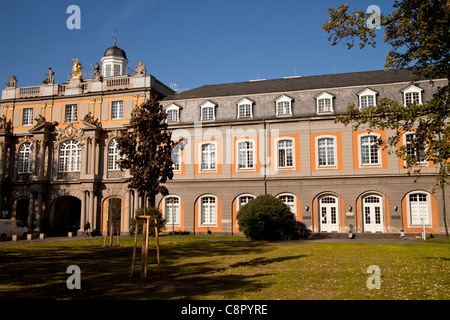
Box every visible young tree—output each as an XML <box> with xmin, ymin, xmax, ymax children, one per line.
<box><xmin>322</xmin><ymin>0</ymin><xmax>450</xmax><ymax>185</ymax></box>
<box><xmin>117</xmin><ymin>97</ymin><xmax>175</xmax><ymax>212</ymax></box>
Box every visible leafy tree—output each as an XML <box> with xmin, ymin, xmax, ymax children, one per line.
<box><xmin>117</xmin><ymin>98</ymin><xmax>175</xmax><ymax>213</ymax></box>
<box><xmin>322</xmin><ymin>0</ymin><xmax>450</xmax><ymax>186</ymax></box>
<box><xmin>237</xmin><ymin>194</ymin><xmax>297</xmax><ymax>240</ymax></box>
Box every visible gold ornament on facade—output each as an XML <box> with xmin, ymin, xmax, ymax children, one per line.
<box><xmin>71</xmin><ymin>58</ymin><xmax>83</xmax><ymax>78</ymax></box>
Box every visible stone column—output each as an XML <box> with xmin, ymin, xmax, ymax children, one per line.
<box><xmin>80</xmin><ymin>191</ymin><xmax>86</xmax><ymax>232</ymax></box>
<box><xmin>91</xmin><ymin>138</ymin><xmax>96</xmax><ymax>175</ymax></box>
<box><xmin>93</xmin><ymin>194</ymin><xmax>98</xmax><ymax>233</ymax></box>
<box><xmin>82</xmin><ymin>137</ymin><xmax>90</xmax><ymax>175</ymax></box>
<box><xmin>89</xmin><ymin>190</ymin><xmax>94</xmax><ymax>226</ymax></box>
<box><xmin>38</xmin><ymin>140</ymin><xmax>46</xmax><ymax>180</ymax></box>
<box><xmin>125</xmin><ymin>190</ymin><xmax>131</xmax><ymax>233</ymax></box>
<box><xmin>35</xmin><ymin>192</ymin><xmax>43</xmax><ymax>232</ymax></box>
<box><xmin>27</xmin><ymin>192</ymin><xmax>35</xmax><ymax>230</ymax></box>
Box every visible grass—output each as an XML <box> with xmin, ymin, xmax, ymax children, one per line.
<box><xmin>0</xmin><ymin>237</ymin><xmax>449</xmax><ymax>300</ymax></box>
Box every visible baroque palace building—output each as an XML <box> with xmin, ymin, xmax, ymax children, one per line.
<box><xmin>1</xmin><ymin>43</ymin><xmax>448</xmax><ymax>237</ymax></box>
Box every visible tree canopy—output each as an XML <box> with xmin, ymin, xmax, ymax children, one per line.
<box><xmin>117</xmin><ymin>98</ymin><xmax>175</xmax><ymax>208</ymax></box>
<box><xmin>323</xmin><ymin>0</ymin><xmax>450</xmax><ymax>185</ymax></box>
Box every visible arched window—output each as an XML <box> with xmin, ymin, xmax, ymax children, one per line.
<box><xmin>277</xmin><ymin>193</ymin><xmax>296</xmax><ymax>215</ymax></box>
<box><xmin>164</xmin><ymin>196</ymin><xmax>180</xmax><ymax>225</ymax></box>
<box><xmin>108</xmin><ymin>138</ymin><xmax>121</xmax><ymax>171</ymax></box>
<box><xmin>200</xmin><ymin>195</ymin><xmax>217</xmax><ymax>225</ymax></box>
<box><xmin>18</xmin><ymin>142</ymin><xmax>34</xmax><ymax>174</ymax></box>
<box><xmin>59</xmin><ymin>140</ymin><xmax>81</xmax><ymax>172</ymax></box>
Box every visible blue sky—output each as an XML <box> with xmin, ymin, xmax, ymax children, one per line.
<box><xmin>0</xmin><ymin>0</ymin><xmax>395</xmax><ymax>90</ymax></box>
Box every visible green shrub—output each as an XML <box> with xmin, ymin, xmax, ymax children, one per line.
<box><xmin>236</xmin><ymin>194</ymin><xmax>297</xmax><ymax>240</ymax></box>
<box><xmin>129</xmin><ymin>207</ymin><xmax>166</xmax><ymax>237</ymax></box>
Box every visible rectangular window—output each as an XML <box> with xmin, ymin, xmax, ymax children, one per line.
<box><xmin>22</xmin><ymin>108</ymin><xmax>34</xmax><ymax>126</ymax></box>
<box><xmin>360</xmin><ymin>95</ymin><xmax>375</xmax><ymax>109</ymax></box>
<box><xmin>318</xmin><ymin>138</ymin><xmax>335</xmax><ymax>166</ymax></box>
<box><xmin>361</xmin><ymin>136</ymin><xmax>379</xmax><ymax>165</ymax></box>
<box><xmin>238</xmin><ymin>104</ymin><xmax>252</xmax><ymax>118</ymax></box>
<box><xmin>201</xmin><ymin>107</ymin><xmax>214</xmax><ymax>120</ymax></box>
<box><xmin>201</xmin><ymin>197</ymin><xmax>216</xmax><ymax>224</ymax></box>
<box><xmin>201</xmin><ymin>143</ymin><xmax>216</xmax><ymax>170</ymax></box>
<box><xmin>111</xmin><ymin>101</ymin><xmax>124</xmax><ymax>120</ymax></box>
<box><xmin>405</xmin><ymin>92</ymin><xmax>420</xmax><ymax>105</ymax></box>
<box><xmin>278</xmin><ymin>140</ymin><xmax>293</xmax><ymax>168</ymax></box>
<box><xmin>277</xmin><ymin>101</ymin><xmax>291</xmax><ymax>115</ymax></box>
<box><xmin>167</xmin><ymin>109</ymin><xmax>179</xmax><ymax>122</ymax></box>
<box><xmin>172</xmin><ymin>145</ymin><xmax>181</xmax><ymax>172</ymax></box>
<box><xmin>238</xmin><ymin>141</ymin><xmax>254</xmax><ymax>169</ymax></box>
<box><xmin>318</xmin><ymin>99</ymin><xmax>332</xmax><ymax>113</ymax></box>
<box><xmin>405</xmin><ymin>133</ymin><xmax>427</xmax><ymax>164</ymax></box>
<box><xmin>64</xmin><ymin>104</ymin><xmax>78</xmax><ymax>123</ymax></box>
<box><xmin>113</xmin><ymin>64</ymin><xmax>121</xmax><ymax>76</ymax></box>
<box><xmin>105</xmin><ymin>64</ymin><xmax>111</xmax><ymax>77</ymax></box>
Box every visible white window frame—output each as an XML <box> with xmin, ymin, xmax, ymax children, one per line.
<box><xmin>315</xmin><ymin>136</ymin><xmax>337</xmax><ymax>169</ymax></box>
<box><xmin>237</xmin><ymin>98</ymin><xmax>254</xmax><ymax>119</ymax></box>
<box><xmin>402</xmin><ymin>85</ymin><xmax>423</xmax><ymax>106</ymax></box>
<box><xmin>403</xmin><ymin>132</ymin><xmax>428</xmax><ymax>165</ymax></box>
<box><xmin>199</xmin><ymin>195</ymin><xmax>217</xmax><ymax>226</ymax></box>
<box><xmin>107</xmin><ymin>138</ymin><xmax>121</xmax><ymax>171</ymax></box>
<box><xmin>358</xmin><ymin>88</ymin><xmax>377</xmax><ymax>109</ymax></box>
<box><xmin>200</xmin><ymin>101</ymin><xmax>216</xmax><ymax>121</ymax></box>
<box><xmin>18</xmin><ymin>142</ymin><xmax>34</xmax><ymax>174</ymax></box>
<box><xmin>315</xmin><ymin>92</ymin><xmax>334</xmax><ymax>114</ymax></box>
<box><xmin>64</xmin><ymin>104</ymin><xmax>78</xmax><ymax>123</ymax></box>
<box><xmin>200</xmin><ymin>142</ymin><xmax>217</xmax><ymax>171</ymax></box>
<box><xmin>105</xmin><ymin>64</ymin><xmax>112</xmax><ymax>77</ymax></box>
<box><xmin>359</xmin><ymin>133</ymin><xmax>382</xmax><ymax>167</ymax></box>
<box><xmin>164</xmin><ymin>196</ymin><xmax>181</xmax><ymax>226</ymax></box>
<box><xmin>58</xmin><ymin>140</ymin><xmax>81</xmax><ymax>172</ymax></box>
<box><xmin>111</xmin><ymin>100</ymin><xmax>124</xmax><ymax>120</ymax></box>
<box><xmin>276</xmin><ymin>193</ymin><xmax>297</xmax><ymax>217</ymax></box>
<box><xmin>236</xmin><ymin>139</ymin><xmax>256</xmax><ymax>171</ymax></box>
<box><xmin>171</xmin><ymin>143</ymin><xmax>182</xmax><ymax>172</ymax></box>
<box><xmin>166</xmin><ymin>104</ymin><xmax>180</xmax><ymax>123</ymax></box>
<box><xmin>275</xmin><ymin>95</ymin><xmax>293</xmax><ymax>116</ymax></box>
<box><xmin>276</xmin><ymin>138</ymin><xmax>295</xmax><ymax>169</ymax></box>
<box><xmin>406</xmin><ymin>192</ymin><xmax>432</xmax><ymax>227</ymax></box>
<box><xmin>22</xmin><ymin>108</ymin><xmax>34</xmax><ymax>126</ymax></box>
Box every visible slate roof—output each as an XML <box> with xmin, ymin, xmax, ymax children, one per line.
<box><xmin>164</xmin><ymin>69</ymin><xmax>426</xmax><ymax>101</ymax></box>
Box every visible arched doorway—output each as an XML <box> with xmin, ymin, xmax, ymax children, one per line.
<box><xmin>49</xmin><ymin>196</ymin><xmax>81</xmax><ymax>236</ymax></box>
<box><xmin>13</xmin><ymin>198</ymin><xmax>29</xmax><ymax>225</ymax></box>
<box><xmin>103</xmin><ymin>197</ymin><xmax>122</xmax><ymax>235</ymax></box>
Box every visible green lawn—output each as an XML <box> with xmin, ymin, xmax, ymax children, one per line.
<box><xmin>0</xmin><ymin>237</ymin><xmax>449</xmax><ymax>300</ymax></box>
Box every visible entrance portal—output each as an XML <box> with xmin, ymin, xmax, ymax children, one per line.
<box><xmin>49</xmin><ymin>196</ymin><xmax>81</xmax><ymax>236</ymax></box>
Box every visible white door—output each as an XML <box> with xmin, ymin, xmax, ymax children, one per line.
<box><xmin>319</xmin><ymin>196</ymin><xmax>339</xmax><ymax>232</ymax></box>
<box><xmin>363</xmin><ymin>195</ymin><xmax>384</xmax><ymax>233</ymax></box>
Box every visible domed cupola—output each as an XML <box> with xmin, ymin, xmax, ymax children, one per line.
<box><xmin>100</xmin><ymin>41</ymin><xmax>129</xmax><ymax>77</ymax></box>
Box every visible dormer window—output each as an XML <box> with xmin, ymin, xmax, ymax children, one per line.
<box><xmin>200</xmin><ymin>101</ymin><xmax>216</xmax><ymax>121</ymax></box>
<box><xmin>316</xmin><ymin>92</ymin><xmax>334</xmax><ymax>114</ymax></box>
<box><xmin>166</xmin><ymin>104</ymin><xmax>181</xmax><ymax>123</ymax></box>
<box><xmin>237</xmin><ymin>98</ymin><xmax>254</xmax><ymax>119</ymax></box>
<box><xmin>402</xmin><ymin>85</ymin><xmax>423</xmax><ymax>106</ymax></box>
<box><xmin>358</xmin><ymin>88</ymin><xmax>377</xmax><ymax>109</ymax></box>
<box><xmin>275</xmin><ymin>95</ymin><xmax>293</xmax><ymax>116</ymax></box>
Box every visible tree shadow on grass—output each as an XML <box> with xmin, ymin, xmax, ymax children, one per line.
<box><xmin>1</xmin><ymin>240</ymin><xmax>280</xmax><ymax>299</ymax></box>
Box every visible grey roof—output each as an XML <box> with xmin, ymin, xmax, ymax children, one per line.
<box><xmin>164</xmin><ymin>69</ymin><xmax>426</xmax><ymax>101</ymax></box>
<box><xmin>103</xmin><ymin>45</ymin><xmax>128</xmax><ymax>60</ymax></box>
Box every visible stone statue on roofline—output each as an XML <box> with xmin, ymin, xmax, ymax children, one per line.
<box><xmin>134</xmin><ymin>61</ymin><xmax>146</xmax><ymax>76</ymax></box>
<box><xmin>6</xmin><ymin>74</ymin><xmax>17</xmax><ymax>88</ymax></box>
<box><xmin>91</xmin><ymin>62</ymin><xmax>103</xmax><ymax>81</ymax></box>
<box><xmin>42</xmin><ymin>67</ymin><xmax>55</xmax><ymax>85</ymax></box>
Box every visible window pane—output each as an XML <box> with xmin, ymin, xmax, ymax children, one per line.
<box><xmin>111</xmin><ymin>101</ymin><xmax>124</xmax><ymax>119</ymax></box>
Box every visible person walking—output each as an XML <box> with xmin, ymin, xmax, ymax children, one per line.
<box><xmin>84</xmin><ymin>221</ymin><xmax>90</xmax><ymax>238</ymax></box>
